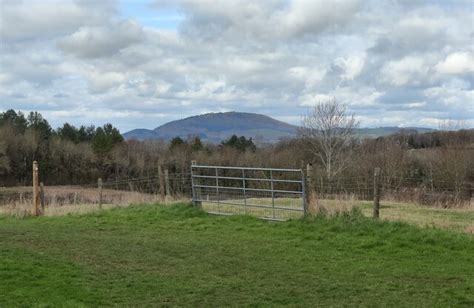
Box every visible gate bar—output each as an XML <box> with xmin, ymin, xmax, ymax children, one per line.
<box><xmin>192</xmin><ymin>165</ymin><xmax>302</xmax><ymax>172</ymax></box>
<box><xmin>192</xmin><ymin>174</ymin><xmax>303</xmax><ymax>184</ymax></box>
<box><xmin>194</xmin><ymin>199</ymin><xmax>305</xmax><ymax>212</ymax></box>
<box><xmin>193</xmin><ymin>184</ymin><xmax>303</xmax><ymax>194</ymax></box>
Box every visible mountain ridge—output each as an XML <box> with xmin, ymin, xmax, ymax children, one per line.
<box><xmin>123</xmin><ymin>111</ymin><xmax>436</xmax><ymax>142</ymax></box>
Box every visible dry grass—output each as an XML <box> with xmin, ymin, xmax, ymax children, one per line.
<box><xmin>307</xmin><ymin>193</ymin><xmax>358</xmax><ymax>216</ymax></box>
<box><xmin>200</xmin><ymin>195</ymin><xmax>358</xmax><ymax>220</ymax></box>
<box><xmin>0</xmin><ymin>186</ymin><xmax>186</xmax><ymax>217</ymax></box>
<box><xmin>359</xmin><ymin>201</ymin><xmax>474</xmax><ymax>234</ymax></box>
<box><xmin>2</xmin><ymin>186</ymin><xmax>473</xmax><ymax>233</ymax></box>
<box><xmin>202</xmin><ymin>195</ymin><xmax>473</xmax><ymax>233</ymax></box>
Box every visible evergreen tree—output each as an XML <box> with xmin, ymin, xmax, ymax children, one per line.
<box><xmin>57</xmin><ymin>123</ymin><xmax>79</xmax><ymax>143</ymax></box>
<box><xmin>92</xmin><ymin>124</ymin><xmax>123</xmax><ymax>156</ymax></box>
<box><xmin>0</xmin><ymin>109</ymin><xmax>28</xmax><ymax>133</ymax></box>
<box><xmin>191</xmin><ymin>136</ymin><xmax>203</xmax><ymax>152</ymax></box>
<box><xmin>169</xmin><ymin>136</ymin><xmax>186</xmax><ymax>150</ymax></box>
<box><xmin>27</xmin><ymin>111</ymin><xmax>52</xmax><ymax>139</ymax></box>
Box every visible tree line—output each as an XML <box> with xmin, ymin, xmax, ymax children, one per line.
<box><xmin>0</xmin><ymin>105</ymin><xmax>472</xmax><ymax>206</ymax></box>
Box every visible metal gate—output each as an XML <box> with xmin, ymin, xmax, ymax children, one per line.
<box><xmin>191</xmin><ymin>164</ymin><xmax>306</xmax><ymax>220</ymax></box>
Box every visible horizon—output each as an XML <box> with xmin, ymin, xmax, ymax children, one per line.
<box><xmin>1</xmin><ymin>0</ymin><xmax>473</xmax><ymax>132</ymax></box>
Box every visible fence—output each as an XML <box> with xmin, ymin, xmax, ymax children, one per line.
<box><xmin>191</xmin><ymin>163</ymin><xmax>306</xmax><ymax>221</ymax></box>
<box><xmin>0</xmin><ymin>161</ymin><xmax>193</xmax><ymax>216</ymax></box>
<box><xmin>1</xmin><ymin>161</ymin><xmax>472</xmax><ymax>218</ymax></box>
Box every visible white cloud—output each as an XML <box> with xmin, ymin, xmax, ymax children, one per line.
<box><xmin>380</xmin><ymin>56</ymin><xmax>430</xmax><ymax>86</ymax></box>
<box><xmin>334</xmin><ymin>53</ymin><xmax>366</xmax><ymax>80</ymax></box>
<box><xmin>435</xmin><ymin>52</ymin><xmax>474</xmax><ymax>74</ymax></box>
<box><xmin>58</xmin><ymin>20</ymin><xmax>145</xmax><ymax>58</ymax></box>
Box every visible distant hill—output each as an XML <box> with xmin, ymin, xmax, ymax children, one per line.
<box><xmin>123</xmin><ymin>112</ymin><xmax>298</xmax><ymax>143</ymax></box>
<box><xmin>123</xmin><ymin>111</ymin><xmax>436</xmax><ymax>142</ymax></box>
<box><xmin>356</xmin><ymin>127</ymin><xmax>436</xmax><ymax>138</ymax></box>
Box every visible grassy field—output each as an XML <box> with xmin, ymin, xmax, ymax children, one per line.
<box><xmin>359</xmin><ymin>201</ymin><xmax>474</xmax><ymax>234</ymax></box>
<box><xmin>0</xmin><ymin>203</ymin><xmax>473</xmax><ymax>306</ymax></box>
<box><xmin>201</xmin><ymin>197</ymin><xmax>474</xmax><ymax>233</ymax></box>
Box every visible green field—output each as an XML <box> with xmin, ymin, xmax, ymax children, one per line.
<box><xmin>201</xmin><ymin>197</ymin><xmax>474</xmax><ymax>233</ymax></box>
<box><xmin>1</xmin><ymin>203</ymin><xmax>473</xmax><ymax>306</ymax></box>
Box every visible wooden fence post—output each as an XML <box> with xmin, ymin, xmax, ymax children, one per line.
<box><xmin>191</xmin><ymin>160</ymin><xmax>201</xmax><ymax>208</ymax></box>
<box><xmin>98</xmin><ymin>178</ymin><xmax>103</xmax><ymax>209</ymax></box>
<box><xmin>39</xmin><ymin>182</ymin><xmax>45</xmax><ymax>215</ymax></box>
<box><xmin>158</xmin><ymin>165</ymin><xmax>165</xmax><ymax>201</ymax></box>
<box><xmin>373</xmin><ymin>167</ymin><xmax>381</xmax><ymax>218</ymax></box>
<box><xmin>165</xmin><ymin>169</ymin><xmax>171</xmax><ymax>201</ymax></box>
<box><xmin>32</xmin><ymin>161</ymin><xmax>40</xmax><ymax>216</ymax></box>
<box><xmin>305</xmin><ymin>163</ymin><xmax>315</xmax><ymax>213</ymax></box>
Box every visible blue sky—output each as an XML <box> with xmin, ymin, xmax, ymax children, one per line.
<box><xmin>120</xmin><ymin>0</ymin><xmax>183</xmax><ymax>30</ymax></box>
<box><xmin>0</xmin><ymin>0</ymin><xmax>473</xmax><ymax>132</ymax></box>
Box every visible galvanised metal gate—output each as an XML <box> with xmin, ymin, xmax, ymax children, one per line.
<box><xmin>191</xmin><ymin>163</ymin><xmax>306</xmax><ymax>221</ymax></box>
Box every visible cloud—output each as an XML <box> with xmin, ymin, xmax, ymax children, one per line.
<box><xmin>0</xmin><ymin>0</ymin><xmax>473</xmax><ymax>130</ymax></box>
<box><xmin>380</xmin><ymin>56</ymin><xmax>431</xmax><ymax>86</ymax></box>
<box><xmin>58</xmin><ymin>20</ymin><xmax>146</xmax><ymax>58</ymax></box>
<box><xmin>156</xmin><ymin>0</ymin><xmax>362</xmax><ymax>42</ymax></box>
<box><xmin>435</xmin><ymin>52</ymin><xmax>474</xmax><ymax>74</ymax></box>
<box><xmin>0</xmin><ymin>0</ymin><xmax>117</xmax><ymax>43</ymax></box>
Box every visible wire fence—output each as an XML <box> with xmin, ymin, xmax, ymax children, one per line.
<box><xmin>1</xmin><ymin>167</ymin><xmax>472</xmax><ymax>217</ymax></box>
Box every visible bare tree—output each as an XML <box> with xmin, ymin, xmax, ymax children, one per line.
<box><xmin>299</xmin><ymin>99</ymin><xmax>359</xmax><ymax>181</ymax></box>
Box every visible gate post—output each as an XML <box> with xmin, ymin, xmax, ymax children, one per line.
<box><xmin>373</xmin><ymin>167</ymin><xmax>381</xmax><ymax>219</ymax></box>
<box><xmin>32</xmin><ymin>161</ymin><xmax>40</xmax><ymax>216</ymax></box>
<box><xmin>158</xmin><ymin>165</ymin><xmax>165</xmax><ymax>201</ymax></box>
<box><xmin>305</xmin><ymin>163</ymin><xmax>316</xmax><ymax>214</ymax></box>
<box><xmin>165</xmin><ymin>169</ymin><xmax>171</xmax><ymax>201</ymax></box>
<box><xmin>191</xmin><ymin>160</ymin><xmax>201</xmax><ymax>208</ymax></box>
<box><xmin>98</xmin><ymin>178</ymin><xmax>103</xmax><ymax>209</ymax></box>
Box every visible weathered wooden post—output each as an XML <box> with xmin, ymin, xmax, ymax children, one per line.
<box><xmin>39</xmin><ymin>182</ymin><xmax>45</xmax><ymax>215</ymax></box>
<box><xmin>373</xmin><ymin>167</ymin><xmax>381</xmax><ymax>219</ymax></box>
<box><xmin>305</xmin><ymin>163</ymin><xmax>315</xmax><ymax>213</ymax></box>
<box><xmin>165</xmin><ymin>169</ymin><xmax>171</xmax><ymax>201</ymax></box>
<box><xmin>73</xmin><ymin>192</ymin><xmax>77</xmax><ymax>205</ymax></box>
<box><xmin>191</xmin><ymin>160</ymin><xmax>201</xmax><ymax>208</ymax></box>
<box><xmin>32</xmin><ymin>161</ymin><xmax>40</xmax><ymax>216</ymax></box>
<box><xmin>158</xmin><ymin>165</ymin><xmax>165</xmax><ymax>201</ymax></box>
<box><xmin>98</xmin><ymin>178</ymin><xmax>103</xmax><ymax>209</ymax></box>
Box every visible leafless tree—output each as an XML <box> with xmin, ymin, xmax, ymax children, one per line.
<box><xmin>299</xmin><ymin>99</ymin><xmax>359</xmax><ymax>181</ymax></box>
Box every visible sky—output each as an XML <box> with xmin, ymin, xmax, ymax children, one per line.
<box><xmin>0</xmin><ymin>0</ymin><xmax>473</xmax><ymax>132</ymax></box>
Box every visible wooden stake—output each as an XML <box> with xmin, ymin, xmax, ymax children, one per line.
<box><xmin>305</xmin><ymin>163</ymin><xmax>315</xmax><ymax>212</ymax></box>
<box><xmin>32</xmin><ymin>161</ymin><xmax>40</xmax><ymax>216</ymax></box>
<box><xmin>165</xmin><ymin>169</ymin><xmax>171</xmax><ymax>201</ymax></box>
<box><xmin>158</xmin><ymin>165</ymin><xmax>165</xmax><ymax>201</ymax></box>
<box><xmin>98</xmin><ymin>178</ymin><xmax>103</xmax><ymax>209</ymax></box>
<box><xmin>39</xmin><ymin>182</ymin><xmax>45</xmax><ymax>215</ymax></box>
<box><xmin>373</xmin><ymin>167</ymin><xmax>381</xmax><ymax>219</ymax></box>
<box><xmin>191</xmin><ymin>160</ymin><xmax>201</xmax><ymax>208</ymax></box>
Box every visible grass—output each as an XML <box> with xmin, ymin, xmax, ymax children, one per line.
<box><xmin>0</xmin><ymin>186</ymin><xmax>185</xmax><ymax>217</ymax></box>
<box><xmin>202</xmin><ymin>197</ymin><xmax>474</xmax><ymax>233</ymax></box>
<box><xmin>359</xmin><ymin>201</ymin><xmax>474</xmax><ymax>234</ymax></box>
<box><xmin>1</xmin><ymin>203</ymin><xmax>473</xmax><ymax>306</ymax></box>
